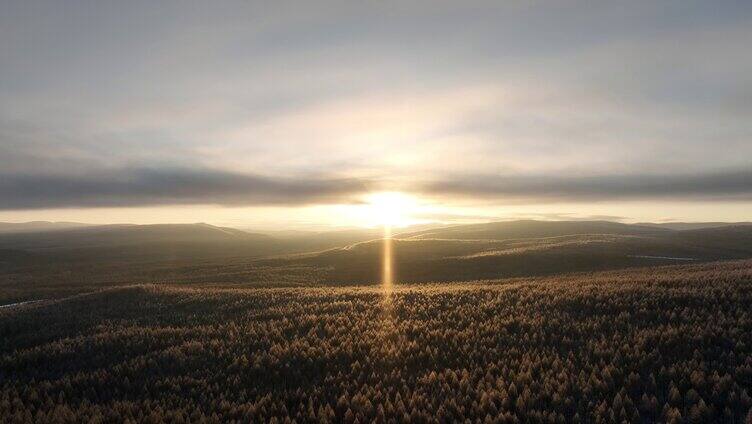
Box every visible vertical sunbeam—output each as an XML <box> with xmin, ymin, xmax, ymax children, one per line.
<box><xmin>377</xmin><ymin>223</ymin><xmax>399</xmax><ymax>363</ymax></box>
<box><xmin>382</xmin><ymin>224</ymin><xmax>393</xmax><ymax>298</ymax></box>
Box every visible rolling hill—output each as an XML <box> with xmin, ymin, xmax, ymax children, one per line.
<box><xmin>398</xmin><ymin>220</ymin><xmax>668</xmax><ymax>240</ymax></box>
<box><xmin>265</xmin><ymin>221</ymin><xmax>752</xmax><ymax>283</ymax></box>
<box><xmin>1</xmin><ymin>220</ymin><xmax>752</xmax><ymax>303</ymax></box>
<box><xmin>0</xmin><ymin>223</ymin><xmax>276</xmax><ymax>254</ymax></box>
<box><xmin>0</xmin><ymin>221</ymin><xmax>92</xmax><ymax>234</ymax></box>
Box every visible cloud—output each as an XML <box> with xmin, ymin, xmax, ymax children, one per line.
<box><xmin>423</xmin><ymin>169</ymin><xmax>752</xmax><ymax>203</ymax></box>
<box><xmin>4</xmin><ymin>166</ymin><xmax>750</xmax><ymax>211</ymax></box>
<box><xmin>0</xmin><ymin>168</ymin><xmax>370</xmax><ymax>210</ymax></box>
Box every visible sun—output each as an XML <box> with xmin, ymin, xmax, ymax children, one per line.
<box><xmin>336</xmin><ymin>191</ymin><xmax>426</xmax><ymax>228</ymax></box>
<box><xmin>363</xmin><ymin>191</ymin><xmax>417</xmax><ymax>228</ymax></box>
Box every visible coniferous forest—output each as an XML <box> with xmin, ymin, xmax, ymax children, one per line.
<box><xmin>2</xmin><ymin>260</ymin><xmax>751</xmax><ymax>423</ymax></box>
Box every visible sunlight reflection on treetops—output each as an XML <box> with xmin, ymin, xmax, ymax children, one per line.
<box><xmin>382</xmin><ymin>224</ymin><xmax>393</xmax><ymax>301</ymax></box>
<box><xmin>376</xmin><ymin>222</ymin><xmax>403</xmax><ymax>361</ymax></box>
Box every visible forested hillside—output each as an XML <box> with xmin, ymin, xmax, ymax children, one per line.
<box><xmin>1</xmin><ymin>260</ymin><xmax>751</xmax><ymax>423</ymax></box>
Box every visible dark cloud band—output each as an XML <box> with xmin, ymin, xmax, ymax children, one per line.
<box><xmin>1</xmin><ymin>167</ymin><xmax>751</xmax><ymax>210</ymax></box>
<box><xmin>423</xmin><ymin>169</ymin><xmax>752</xmax><ymax>202</ymax></box>
<box><xmin>0</xmin><ymin>168</ymin><xmax>370</xmax><ymax>209</ymax></box>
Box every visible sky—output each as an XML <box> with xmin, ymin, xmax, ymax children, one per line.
<box><xmin>1</xmin><ymin>1</ymin><xmax>751</xmax><ymax>229</ymax></box>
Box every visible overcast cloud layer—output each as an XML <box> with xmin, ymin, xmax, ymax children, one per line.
<box><xmin>1</xmin><ymin>1</ymin><xmax>751</xmax><ymax>212</ymax></box>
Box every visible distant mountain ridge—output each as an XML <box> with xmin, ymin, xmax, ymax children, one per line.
<box><xmin>0</xmin><ymin>223</ymin><xmax>280</xmax><ymax>260</ymax></box>
<box><xmin>636</xmin><ymin>221</ymin><xmax>752</xmax><ymax>231</ymax></box>
<box><xmin>0</xmin><ymin>221</ymin><xmax>93</xmax><ymax>233</ymax></box>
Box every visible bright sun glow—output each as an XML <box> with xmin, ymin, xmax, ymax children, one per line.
<box><xmin>363</xmin><ymin>192</ymin><xmax>418</xmax><ymax>228</ymax></box>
